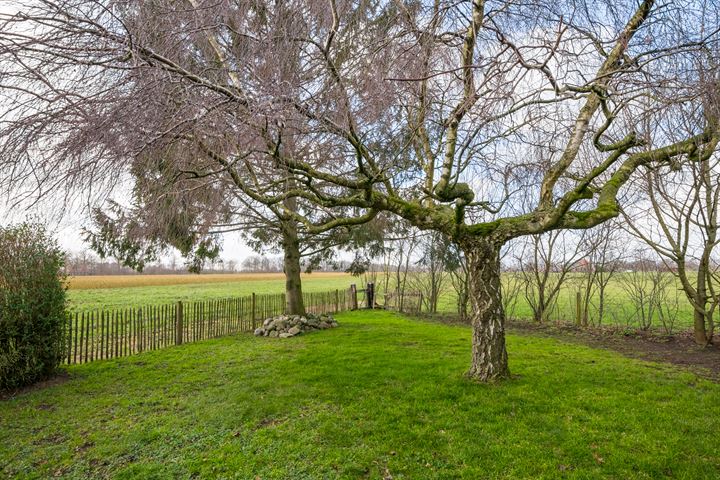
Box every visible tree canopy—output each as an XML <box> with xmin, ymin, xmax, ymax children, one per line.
<box><xmin>1</xmin><ymin>0</ymin><xmax>719</xmax><ymax>380</ymax></box>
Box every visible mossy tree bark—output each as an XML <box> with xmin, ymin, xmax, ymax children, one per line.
<box><xmin>462</xmin><ymin>237</ymin><xmax>510</xmax><ymax>381</ymax></box>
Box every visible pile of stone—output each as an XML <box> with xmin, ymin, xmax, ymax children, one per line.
<box><xmin>253</xmin><ymin>312</ymin><xmax>338</xmax><ymax>338</ymax></box>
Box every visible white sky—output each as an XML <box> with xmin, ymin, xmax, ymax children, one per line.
<box><xmin>0</xmin><ymin>199</ymin><xmax>255</xmax><ymax>263</ymax></box>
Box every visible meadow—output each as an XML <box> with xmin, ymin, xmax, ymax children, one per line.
<box><xmin>66</xmin><ymin>272</ymin><xmax>354</xmax><ymax>290</ymax></box>
<box><xmin>2</xmin><ymin>310</ymin><xmax>718</xmax><ymax>479</ymax></box>
<box><xmin>500</xmin><ymin>273</ymin><xmax>696</xmax><ymax>330</ymax></box>
<box><xmin>67</xmin><ymin>271</ymin><xmax>700</xmax><ymax>331</ymax></box>
<box><xmin>67</xmin><ymin>272</ymin><xmax>354</xmax><ymax>313</ymax></box>
<box><xmin>391</xmin><ymin>272</ymin><xmax>699</xmax><ymax>331</ymax></box>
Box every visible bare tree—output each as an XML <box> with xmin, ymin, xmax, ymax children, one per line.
<box><xmin>2</xmin><ymin>0</ymin><xmax>719</xmax><ymax>380</ymax></box>
<box><xmin>576</xmin><ymin>220</ymin><xmax>626</xmax><ymax>326</ymax></box>
<box><xmin>623</xmin><ymin>152</ymin><xmax>720</xmax><ymax>344</ymax></box>
<box><xmin>657</xmin><ymin>288</ymin><xmax>682</xmax><ymax>335</ymax></box>
<box><xmin>500</xmin><ymin>274</ymin><xmax>525</xmax><ymax>322</ymax></box>
<box><xmin>241</xmin><ymin>255</ymin><xmax>282</xmax><ymax>273</ymax></box>
<box><xmin>382</xmin><ymin>225</ymin><xmax>421</xmax><ymax>313</ymax></box>
<box><xmin>448</xmin><ymin>244</ymin><xmax>471</xmax><ymax>322</ymax></box>
<box><xmin>408</xmin><ymin>231</ymin><xmax>452</xmax><ymax>314</ymax></box>
<box><xmin>518</xmin><ymin>230</ymin><xmax>585</xmax><ymax>323</ymax></box>
<box><xmin>619</xmin><ymin>253</ymin><xmax>674</xmax><ymax>331</ymax></box>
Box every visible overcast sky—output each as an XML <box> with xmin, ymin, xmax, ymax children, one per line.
<box><xmin>0</xmin><ymin>197</ymin><xmax>256</xmax><ymax>264</ymax></box>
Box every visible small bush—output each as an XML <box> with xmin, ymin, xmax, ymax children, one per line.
<box><xmin>0</xmin><ymin>222</ymin><xmax>67</xmax><ymax>390</ymax></box>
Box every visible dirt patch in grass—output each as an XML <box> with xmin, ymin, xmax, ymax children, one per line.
<box><xmin>253</xmin><ymin>417</ymin><xmax>286</xmax><ymax>430</ymax></box>
<box><xmin>507</xmin><ymin>320</ymin><xmax>720</xmax><ymax>381</ymax></box>
<box><xmin>0</xmin><ymin>370</ymin><xmax>72</xmax><ymax>401</ymax></box>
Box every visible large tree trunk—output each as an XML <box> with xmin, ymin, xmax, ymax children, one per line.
<box><xmin>462</xmin><ymin>238</ymin><xmax>510</xmax><ymax>382</ymax></box>
<box><xmin>281</xmin><ymin>220</ymin><xmax>306</xmax><ymax>316</ymax></box>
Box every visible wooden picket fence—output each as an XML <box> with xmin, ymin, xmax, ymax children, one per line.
<box><xmin>63</xmin><ymin>288</ymin><xmax>355</xmax><ymax>365</ymax></box>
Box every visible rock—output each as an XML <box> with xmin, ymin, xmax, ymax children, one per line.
<box><xmin>253</xmin><ymin>313</ymin><xmax>338</xmax><ymax>339</ymax></box>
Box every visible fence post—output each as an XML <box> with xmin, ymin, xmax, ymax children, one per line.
<box><xmin>175</xmin><ymin>301</ymin><xmax>184</xmax><ymax>345</ymax></box>
<box><xmin>366</xmin><ymin>282</ymin><xmax>374</xmax><ymax>309</ymax></box>
<box><xmin>575</xmin><ymin>291</ymin><xmax>582</xmax><ymax>326</ymax></box>
<box><xmin>252</xmin><ymin>292</ymin><xmax>257</xmax><ymax>329</ymax></box>
<box><xmin>138</xmin><ymin>308</ymin><xmax>143</xmax><ymax>352</ymax></box>
<box><xmin>66</xmin><ymin>315</ymin><xmax>72</xmax><ymax>365</ymax></box>
<box><xmin>418</xmin><ymin>293</ymin><xmax>423</xmax><ymax>314</ymax></box>
<box><xmin>350</xmin><ymin>284</ymin><xmax>358</xmax><ymax>310</ymax></box>
<box><xmin>335</xmin><ymin>289</ymin><xmax>340</xmax><ymax>313</ymax></box>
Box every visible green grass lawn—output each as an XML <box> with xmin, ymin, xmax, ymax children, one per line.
<box><xmin>2</xmin><ymin>310</ymin><xmax>718</xmax><ymax>479</ymax></box>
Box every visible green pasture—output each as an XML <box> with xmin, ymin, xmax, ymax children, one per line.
<box><xmin>68</xmin><ymin>272</ymin><xmax>700</xmax><ymax>331</ymax></box>
<box><xmin>378</xmin><ymin>272</ymin><xmax>697</xmax><ymax>330</ymax></box>
<box><xmin>68</xmin><ymin>275</ymin><xmax>358</xmax><ymax>313</ymax></box>
<box><xmin>504</xmin><ymin>272</ymin><xmax>694</xmax><ymax>330</ymax></box>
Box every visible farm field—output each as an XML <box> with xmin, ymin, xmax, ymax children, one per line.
<box><xmin>66</xmin><ymin>272</ymin><xmax>353</xmax><ymax>290</ymax></box>
<box><xmin>67</xmin><ymin>271</ymin><xmax>702</xmax><ymax>331</ymax></box>
<box><xmin>415</xmin><ymin>273</ymin><xmax>699</xmax><ymax>330</ymax></box>
<box><xmin>2</xmin><ymin>310</ymin><xmax>718</xmax><ymax>479</ymax></box>
<box><xmin>67</xmin><ymin>272</ymin><xmax>355</xmax><ymax>312</ymax></box>
<box><xmin>499</xmin><ymin>273</ymin><xmax>697</xmax><ymax>330</ymax></box>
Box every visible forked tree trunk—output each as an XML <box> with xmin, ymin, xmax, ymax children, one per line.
<box><xmin>462</xmin><ymin>238</ymin><xmax>510</xmax><ymax>382</ymax></box>
<box><xmin>281</xmin><ymin>221</ymin><xmax>306</xmax><ymax>316</ymax></box>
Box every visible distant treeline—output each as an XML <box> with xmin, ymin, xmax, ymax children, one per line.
<box><xmin>64</xmin><ymin>251</ymin><xmax>361</xmax><ymax>276</ymax></box>
<box><xmin>64</xmin><ymin>248</ymin><xmax>693</xmax><ymax>277</ymax></box>
<box><xmin>64</xmin><ymin>251</ymin><xmax>240</xmax><ymax>276</ymax></box>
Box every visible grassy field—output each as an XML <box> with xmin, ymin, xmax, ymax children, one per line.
<box><xmin>429</xmin><ymin>273</ymin><xmax>699</xmax><ymax>330</ymax></box>
<box><xmin>67</xmin><ymin>271</ymin><xmax>700</xmax><ymax>330</ymax></box>
<box><xmin>2</xmin><ymin>310</ymin><xmax>718</xmax><ymax>479</ymax></box>
<box><xmin>67</xmin><ymin>272</ymin><xmax>355</xmax><ymax>312</ymax></box>
<box><xmin>66</xmin><ymin>272</ymin><xmax>352</xmax><ymax>290</ymax></box>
